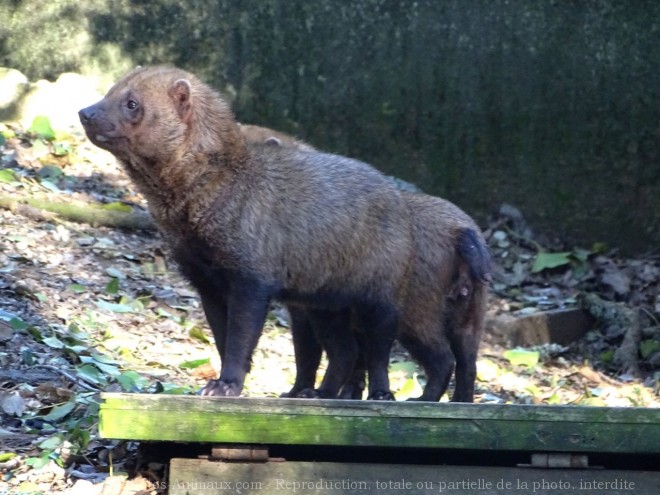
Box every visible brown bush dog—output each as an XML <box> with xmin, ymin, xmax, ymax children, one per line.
<box><xmin>242</xmin><ymin>127</ymin><xmax>491</xmax><ymax>402</ymax></box>
<box><xmin>78</xmin><ymin>66</ymin><xmax>415</xmax><ymax>399</ymax></box>
<box><xmin>342</xmin><ymin>197</ymin><xmax>491</xmax><ymax>402</ymax></box>
<box><xmin>238</xmin><ymin>124</ymin><xmax>315</xmax><ymax>152</ymax></box>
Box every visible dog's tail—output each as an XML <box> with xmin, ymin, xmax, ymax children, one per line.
<box><xmin>456</xmin><ymin>228</ymin><xmax>492</xmax><ymax>284</ymax></box>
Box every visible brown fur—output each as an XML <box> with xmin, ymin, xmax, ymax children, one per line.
<box><xmin>79</xmin><ymin>66</ymin><xmax>414</xmax><ymax>398</ymax></box>
<box><xmin>238</xmin><ymin>124</ymin><xmax>315</xmax><ymax>151</ymax></box>
<box><xmin>242</xmin><ymin>126</ymin><xmax>490</xmax><ymax>402</ymax></box>
<box><xmin>397</xmin><ymin>194</ymin><xmax>488</xmax><ymax>401</ymax></box>
<box><xmin>338</xmin><ymin>194</ymin><xmax>489</xmax><ymax>402</ymax></box>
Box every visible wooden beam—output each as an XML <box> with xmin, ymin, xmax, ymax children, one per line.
<box><xmin>168</xmin><ymin>458</ymin><xmax>660</xmax><ymax>495</ymax></box>
<box><xmin>99</xmin><ymin>393</ymin><xmax>660</xmax><ymax>454</ymax></box>
<box><xmin>488</xmin><ymin>308</ymin><xmax>594</xmax><ymax>346</ymax></box>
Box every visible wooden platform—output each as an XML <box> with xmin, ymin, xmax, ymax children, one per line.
<box><xmin>100</xmin><ymin>393</ymin><xmax>659</xmax><ymax>453</ymax></box>
<box><xmin>99</xmin><ymin>394</ymin><xmax>660</xmax><ymax>494</ymax></box>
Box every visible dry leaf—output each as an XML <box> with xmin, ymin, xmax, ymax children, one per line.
<box><xmin>0</xmin><ymin>390</ymin><xmax>26</xmax><ymax>416</ymax></box>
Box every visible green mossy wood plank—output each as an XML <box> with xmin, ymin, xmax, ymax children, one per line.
<box><xmin>99</xmin><ymin>393</ymin><xmax>660</xmax><ymax>454</ymax></box>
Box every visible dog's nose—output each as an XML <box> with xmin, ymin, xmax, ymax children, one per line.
<box><xmin>78</xmin><ymin>105</ymin><xmax>97</xmax><ymax>125</ymax></box>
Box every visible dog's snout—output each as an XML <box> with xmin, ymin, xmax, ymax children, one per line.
<box><xmin>78</xmin><ymin>105</ymin><xmax>97</xmax><ymax>125</ymax></box>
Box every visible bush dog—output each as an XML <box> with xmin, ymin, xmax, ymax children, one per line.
<box><xmin>79</xmin><ymin>66</ymin><xmax>415</xmax><ymax>399</ymax></box>
<box><xmin>241</xmin><ymin>126</ymin><xmax>491</xmax><ymax>402</ymax></box>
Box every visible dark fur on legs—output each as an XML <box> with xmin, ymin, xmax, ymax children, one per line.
<box><xmin>290</xmin><ymin>224</ymin><xmax>490</xmax><ymax>403</ymax></box>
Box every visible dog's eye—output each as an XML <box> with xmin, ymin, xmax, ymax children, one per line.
<box><xmin>126</xmin><ymin>100</ymin><xmax>139</xmax><ymax>110</ymax></box>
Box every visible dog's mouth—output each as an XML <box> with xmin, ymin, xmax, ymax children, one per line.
<box><xmin>91</xmin><ymin>133</ymin><xmax>125</xmax><ymax>146</ymax></box>
<box><xmin>90</xmin><ymin>134</ymin><xmax>125</xmax><ymax>150</ymax></box>
<box><xmin>81</xmin><ymin>126</ymin><xmax>127</xmax><ymax>151</ymax></box>
<box><xmin>79</xmin><ymin>105</ymin><xmax>128</xmax><ymax>151</ymax></box>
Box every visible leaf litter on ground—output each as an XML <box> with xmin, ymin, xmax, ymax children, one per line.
<box><xmin>0</xmin><ymin>119</ymin><xmax>657</xmax><ymax>494</ymax></box>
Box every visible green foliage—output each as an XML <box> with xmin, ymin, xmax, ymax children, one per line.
<box><xmin>75</xmin><ymin>363</ymin><xmax>107</xmax><ymax>386</ymax></box>
<box><xmin>395</xmin><ymin>374</ymin><xmax>424</xmax><ymax>401</ymax></box>
<box><xmin>10</xmin><ymin>317</ymin><xmax>28</xmax><ymax>330</ymax></box>
<box><xmin>626</xmin><ymin>387</ymin><xmax>648</xmax><ymax>407</ymax></box>
<box><xmin>37</xmin><ymin>164</ymin><xmax>63</xmax><ymax>180</ymax></box>
<box><xmin>578</xmin><ymin>397</ymin><xmax>607</xmax><ymax>407</ymax></box>
<box><xmin>51</xmin><ymin>142</ymin><xmax>70</xmax><ymax>156</ymax></box>
<box><xmin>42</xmin><ymin>401</ymin><xmax>76</xmax><ymax>422</ymax></box>
<box><xmin>531</xmin><ymin>252</ymin><xmax>572</xmax><ymax>273</ymax></box>
<box><xmin>102</xmin><ymin>202</ymin><xmax>132</xmax><ymax>213</ymax></box>
<box><xmin>188</xmin><ymin>326</ymin><xmax>210</xmax><ymax>344</ymax></box>
<box><xmin>179</xmin><ymin>357</ymin><xmax>211</xmax><ymax>369</ymax></box>
<box><xmin>105</xmin><ymin>277</ymin><xmax>120</xmax><ymax>295</ymax></box>
<box><xmin>599</xmin><ymin>349</ymin><xmax>615</xmax><ymax>364</ymax></box>
<box><xmin>390</xmin><ymin>361</ymin><xmax>418</xmax><ymax>375</ymax></box>
<box><xmin>503</xmin><ymin>349</ymin><xmax>540</xmax><ymax>367</ymax></box>
<box><xmin>531</xmin><ymin>245</ymin><xmax>603</xmax><ymax>276</ymax></box>
<box><xmin>5</xmin><ymin>301</ymin><xmax>176</xmax><ymax>471</ymax></box>
<box><xmin>0</xmin><ymin>126</ymin><xmax>15</xmax><ymax>139</ymax></box>
<box><xmin>153</xmin><ymin>382</ymin><xmax>194</xmax><ymax>395</ymax></box>
<box><xmin>28</xmin><ymin>116</ymin><xmax>56</xmax><ymax>140</ymax></box>
<box><xmin>67</xmin><ymin>283</ymin><xmax>86</xmax><ymax>293</ymax></box>
<box><xmin>0</xmin><ymin>169</ymin><xmax>17</xmax><ymax>183</ymax></box>
<box><xmin>25</xmin><ymin>452</ymin><xmax>53</xmax><ymax>469</ymax></box>
<box><xmin>640</xmin><ymin>339</ymin><xmax>660</xmax><ymax>359</ymax></box>
<box><xmin>105</xmin><ymin>267</ymin><xmax>125</xmax><ymax>279</ymax></box>
<box><xmin>42</xmin><ymin>335</ymin><xmax>66</xmax><ymax>349</ymax></box>
<box><xmin>95</xmin><ymin>299</ymin><xmax>135</xmax><ymax>313</ymax></box>
<box><xmin>117</xmin><ymin>370</ymin><xmax>149</xmax><ymax>392</ymax></box>
<box><xmin>0</xmin><ymin>1</ymin><xmax>109</xmax><ymax>80</ymax></box>
<box><xmin>79</xmin><ymin>353</ymin><xmax>120</xmax><ymax>376</ymax></box>
<box><xmin>476</xmin><ymin>359</ymin><xmax>501</xmax><ymax>382</ymax></box>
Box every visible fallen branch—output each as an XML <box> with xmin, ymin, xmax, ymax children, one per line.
<box><xmin>0</xmin><ymin>195</ymin><xmax>155</xmax><ymax>230</ymax></box>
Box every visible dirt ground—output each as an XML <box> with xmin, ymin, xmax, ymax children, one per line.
<box><xmin>0</xmin><ymin>122</ymin><xmax>657</xmax><ymax>494</ymax></box>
